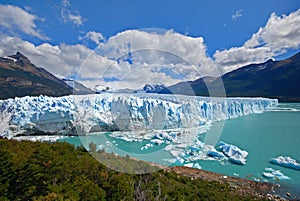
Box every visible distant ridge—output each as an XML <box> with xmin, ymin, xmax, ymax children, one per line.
<box><xmin>155</xmin><ymin>52</ymin><xmax>300</xmax><ymax>102</ymax></box>
<box><xmin>0</xmin><ymin>52</ymin><xmax>73</xmax><ymax>99</ymax></box>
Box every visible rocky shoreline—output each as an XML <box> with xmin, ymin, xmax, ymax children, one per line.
<box><xmin>170</xmin><ymin>166</ymin><xmax>291</xmax><ymax>200</ymax></box>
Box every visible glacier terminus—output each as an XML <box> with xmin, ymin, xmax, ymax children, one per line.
<box><xmin>0</xmin><ymin>93</ymin><xmax>278</xmax><ymax>139</ymax></box>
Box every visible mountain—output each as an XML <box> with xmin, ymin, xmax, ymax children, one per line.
<box><xmin>143</xmin><ymin>84</ymin><xmax>171</xmax><ymax>93</ymax></box>
<box><xmin>0</xmin><ymin>52</ymin><xmax>73</xmax><ymax>99</ymax></box>
<box><xmin>62</xmin><ymin>78</ymin><xmax>94</xmax><ymax>95</ymax></box>
<box><xmin>159</xmin><ymin>52</ymin><xmax>300</xmax><ymax>102</ymax></box>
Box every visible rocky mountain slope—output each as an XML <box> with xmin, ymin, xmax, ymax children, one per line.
<box><xmin>0</xmin><ymin>52</ymin><xmax>73</xmax><ymax>99</ymax></box>
<box><xmin>158</xmin><ymin>52</ymin><xmax>300</xmax><ymax>102</ymax></box>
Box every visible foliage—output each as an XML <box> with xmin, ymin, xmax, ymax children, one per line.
<box><xmin>0</xmin><ymin>139</ymin><xmax>263</xmax><ymax>200</ymax></box>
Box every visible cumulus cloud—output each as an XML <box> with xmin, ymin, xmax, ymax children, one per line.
<box><xmin>0</xmin><ymin>8</ymin><xmax>300</xmax><ymax>90</ymax></box>
<box><xmin>79</xmin><ymin>31</ymin><xmax>105</xmax><ymax>44</ymax></box>
<box><xmin>0</xmin><ymin>35</ymin><xmax>111</xmax><ymax>79</ymax></box>
<box><xmin>215</xmin><ymin>8</ymin><xmax>300</xmax><ymax>73</ymax></box>
<box><xmin>244</xmin><ymin>10</ymin><xmax>300</xmax><ymax>52</ymax></box>
<box><xmin>0</xmin><ymin>30</ymin><xmax>214</xmax><ymax>90</ymax></box>
<box><xmin>98</xmin><ymin>30</ymin><xmax>219</xmax><ymax>78</ymax></box>
<box><xmin>232</xmin><ymin>9</ymin><xmax>243</xmax><ymax>20</ymax></box>
<box><xmin>0</xmin><ymin>5</ymin><xmax>48</xmax><ymax>40</ymax></box>
<box><xmin>61</xmin><ymin>0</ymin><xmax>84</xmax><ymax>26</ymax></box>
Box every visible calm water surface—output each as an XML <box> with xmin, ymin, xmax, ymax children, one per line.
<box><xmin>59</xmin><ymin>103</ymin><xmax>300</xmax><ymax>197</ymax></box>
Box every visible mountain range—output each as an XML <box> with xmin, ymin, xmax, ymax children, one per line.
<box><xmin>157</xmin><ymin>52</ymin><xmax>300</xmax><ymax>102</ymax></box>
<box><xmin>1</xmin><ymin>52</ymin><xmax>299</xmax><ymax>102</ymax></box>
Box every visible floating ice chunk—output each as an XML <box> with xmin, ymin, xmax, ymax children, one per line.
<box><xmin>154</xmin><ymin>133</ymin><xmax>165</xmax><ymax>140</ymax></box>
<box><xmin>262</xmin><ymin>169</ymin><xmax>290</xmax><ymax>180</ymax></box>
<box><xmin>217</xmin><ymin>141</ymin><xmax>248</xmax><ymax>165</ymax></box>
<box><xmin>262</xmin><ymin>172</ymin><xmax>275</xmax><ymax>178</ymax></box>
<box><xmin>193</xmin><ymin>163</ymin><xmax>202</xmax><ymax>169</ymax></box>
<box><xmin>271</xmin><ymin>156</ymin><xmax>300</xmax><ymax>170</ymax></box>
<box><xmin>264</xmin><ymin>167</ymin><xmax>275</xmax><ymax>172</ymax></box>
<box><xmin>176</xmin><ymin>143</ymin><xmax>188</xmax><ymax>149</ymax></box>
<box><xmin>207</xmin><ymin>148</ymin><xmax>226</xmax><ymax>159</ymax></box>
<box><xmin>141</xmin><ymin>143</ymin><xmax>153</xmax><ymax>150</ymax></box>
<box><xmin>229</xmin><ymin>155</ymin><xmax>246</xmax><ymax>165</ymax></box>
<box><xmin>164</xmin><ymin>144</ymin><xmax>174</xmax><ymax>151</ymax></box>
<box><xmin>170</xmin><ymin>150</ymin><xmax>181</xmax><ymax>157</ymax></box>
<box><xmin>184</xmin><ymin>163</ymin><xmax>194</xmax><ymax>168</ymax></box>
<box><xmin>176</xmin><ymin>157</ymin><xmax>185</xmax><ymax>164</ymax></box>
<box><xmin>98</xmin><ymin>144</ymin><xmax>104</xmax><ymax>150</ymax></box>
<box><xmin>163</xmin><ymin>158</ymin><xmax>177</xmax><ymax>164</ymax></box>
<box><xmin>151</xmin><ymin>139</ymin><xmax>165</xmax><ymax>145</ymax></box>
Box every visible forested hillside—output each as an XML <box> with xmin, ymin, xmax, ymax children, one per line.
<box><xmin>0</xmin><ymin>139</ymin><xmax>267</xmax><ymax>201</ymax></box>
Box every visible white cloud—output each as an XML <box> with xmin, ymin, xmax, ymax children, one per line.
<box><xmin>232</xmin><ymin>9</ymin><xmax>243</xmax><ymax>20</ymax></box>
<box><xmin>0</xmin><ymin>5</ymin><xmax>48</xmax><ymax>40</ymax></box>
<box><xmin>61</xmin><ymin>0</ymin><xmax>84</xmax><ymax>26</ymax></box>
<box><xmin>215</xmin><ymin>8</ymin><xmax>300</xmax><ymax>73</ymax></box>
<box><xmin>244</xmin><ymin>10</ymin><xmax>300</xmax><ymax>52</ymax></box>
<box><xmin>0</xmin><ymin>8</ymin><xmax>300</xmax><ymax>90</ymax></box>
<box><xmin>0</xmin><ymin>35</ymin><xmax>111</xmax><ymax>78</ymax></box>
<box><xmin>79</xmin><ymin>31</ymin><xmax>105</xmax><ymax>44</ymax></box>
<box><xmin>98</xmin><ymin>30</ymin><xmax>219</xmax><ymax>78</ymax></box>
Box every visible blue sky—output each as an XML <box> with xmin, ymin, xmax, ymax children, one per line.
<box><xmin>0</xmin><ymin>0</ymin><xmax>299</xmax><ymax>89</ymax></box>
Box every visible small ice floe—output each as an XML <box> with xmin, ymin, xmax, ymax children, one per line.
<box><xmin>183</xmin><ymin>163</ymin><xmax>202</xmax><ymax>169</ymax></box>
<box><xmin>265</xmin><ymin>167</ymin><xmax>275</xmax><ymax>172</ymax></box>
<box><xmin>217</xmin><ymin>141</ymin><xmax>248</xmax><ymax>165</ymax></box>
<box><xmin>176</xmin><ymin>143</ymin><xmax>188</xmax><ymax>149</ymax></box>
<box><xmin>170</xmin><ymin>150</ymin><xmax>182</xmax><ymax>157</ymax></box>
<box><xmin>262</xmin><ymin>169</ymin><xmax>290</xmax><ymax>180</ymax></box>
<box><xmin>262</xmin><ymin>172</ymin><xmax>275</xmax><ymax>178</ymax></box>
<box><xmin>163</xmin><ymin>158</ymin><xmax>177</xmax><ymax>164</ymax></box>
<box><xmin>154</xmin><ymin>133</ymin><xmax>165</xmax><ymax>140</ymax></box>
<box><xmin>193</xmin><ymin>163</ymin><xmax>202</xmax><ymax>169</ymax></box>
<box><xmin>176</xmin><ymin>156</ymin><xmax>185</xmax><ymax>164</ymax></box>
<box><xmin>184</xmin><ymin>163</ymin><xmax>194</xmax><ymax>168</ymax></box>
<box><xmin>141</xmin><ymin>143</ymin><xmax>153</xmax><ymax>150</ymax></box>
<box><xmin>164</xmin><ymin>144</ymin><xmax>174</xmax><ymax>151</ymax></box>
<box><xmin>151</xmin><ymin>139</ymin><xmax>165</xmax><ymax>145</ymax></box>
<box><xmin>97</xmin><ymin>144</ymin><xmax>104</xmax><ymax>150</ymax></box>
<box><xmin>271</xmin><ymin>156</ymin><xmax>300</xmax><ymax>170</ymax></box>
<box><xmin>233</xmin><ymin>173</ymin><xmax>239</xmax><ymax>177</ymax></box>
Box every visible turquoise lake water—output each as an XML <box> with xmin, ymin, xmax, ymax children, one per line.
<box><xmin>58</xmin><ymin>103</ymin><xmax>300</xmax><ymax>198</ymax></box>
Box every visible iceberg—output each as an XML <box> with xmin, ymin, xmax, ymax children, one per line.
<box><xmin>0</xmin><ymin>93</ymin><xmax>277</xmax><ymax>138</ymax></box>
<box><xmin>271</xmin><ymin>156</ymin><xmax>300</xmax><ymax>171</ymax></box>
<box><xmin>217</xmin><ymin>141</ymin><xmax>248</xmax><ymax>165</ymax></box>
<box><xmin>262</xmin><ymin>169</ymin><xmax>290</xmax><ymax>180</ymax></box>
<box><xmin>207</xmin><ymin>148</ymin><xmax>226</xmax><ymax>159</ymax></box>
<box><xmin>183</xmin><ymin>163</ymin><xmax>201</xmax><ymax>169</ymax></box>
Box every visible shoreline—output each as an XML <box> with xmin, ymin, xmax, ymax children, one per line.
<box><xmin>97</xmin><ymin>151</ymin><xmax>289</xmax><ymax>200</ymax></box>
<box><xmin>1</xmin><ymin>137</ymin><xmax>294</xmax><ymax>200</ymax></box>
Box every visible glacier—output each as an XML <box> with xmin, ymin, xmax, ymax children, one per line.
<box><xmin>0</xmin><ymin>93</ymin><xmax>278</xmax><ymax>139</ymax></box>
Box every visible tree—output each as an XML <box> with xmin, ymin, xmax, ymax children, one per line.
<box><xmin>89</xmin><ymin>142</ymin><xmax>97</xmax><ymax>152</ymax></box>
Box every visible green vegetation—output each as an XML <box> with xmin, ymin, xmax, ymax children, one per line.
<box><xmin>0</xmin><ymin>139</ymin><xmax>263</xmax><ymax>200</ymax></box>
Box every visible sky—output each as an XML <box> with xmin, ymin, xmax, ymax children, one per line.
<box><xmin>0</xmin><ymin>0</ymin><xmax>299</xmax><ymax>89</ymax></box>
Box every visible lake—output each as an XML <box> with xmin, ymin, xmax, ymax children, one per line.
<box><xmin>58</xmin><ymin>103</ymin><xmax>300</xmax><ymax>198</ymax></box>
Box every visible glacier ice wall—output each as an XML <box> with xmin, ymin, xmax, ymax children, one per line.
<box><xmin>0</xmin><ymin>94</ymin><xmax>278</xmax><ymax>138</ymax></box>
